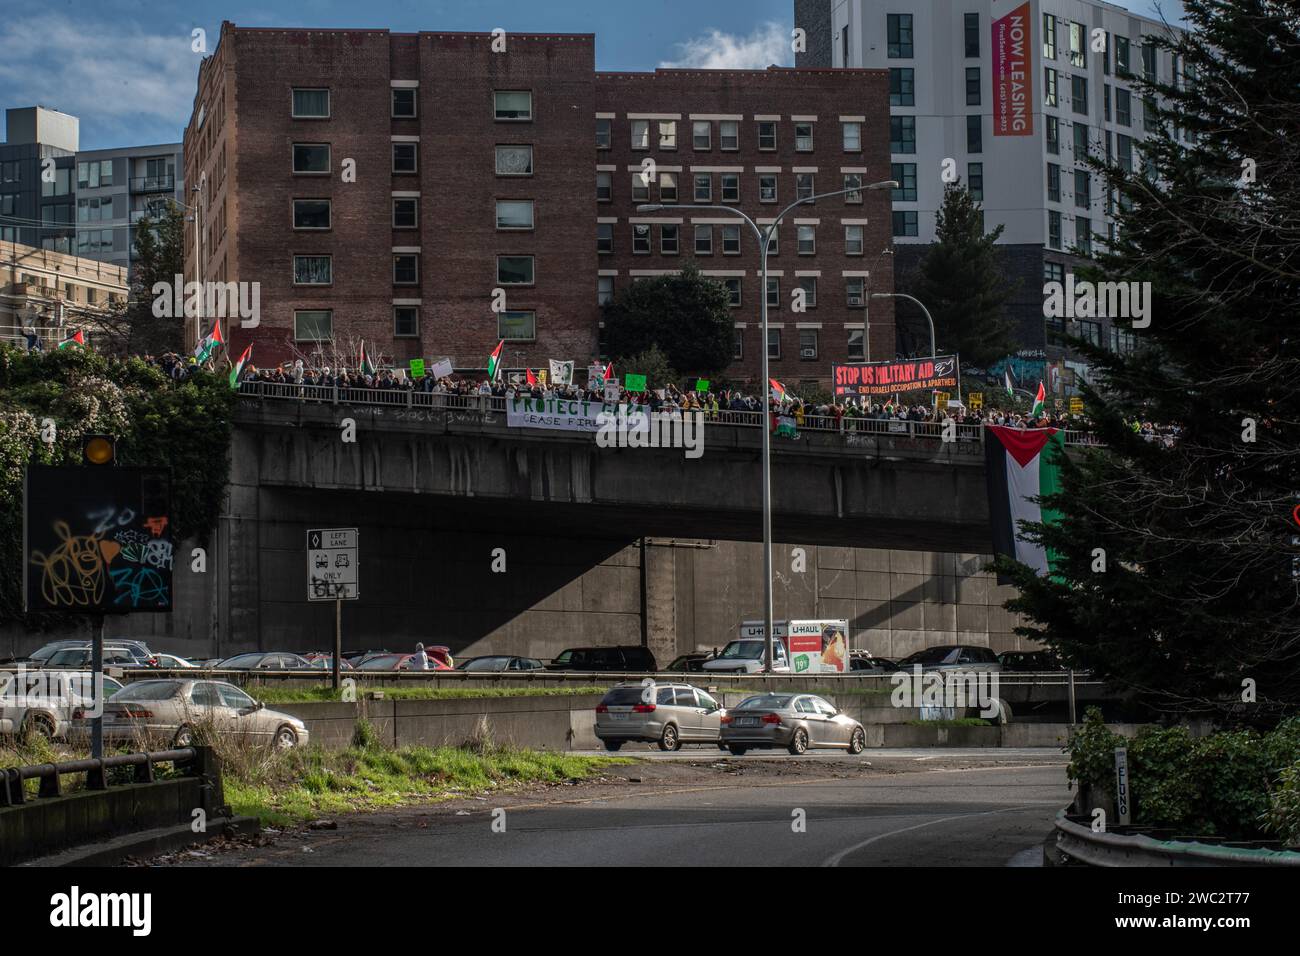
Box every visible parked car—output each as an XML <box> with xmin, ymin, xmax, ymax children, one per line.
<box><xmin>701</xmin><ymin>638</ymin><xmax>789</xmax><ymax>674</ymax></box>
<box><xmin>305</xmin><ymin>654</ymin><xmax>354</xmax><ymax>671</ymax></box>
<box><xmin>71</xmin><ymin>679</ymin><xmax>308</xmax><ymax>749</ymax></box>
<box><xmin>849</xmin><ymin>652</ymin><xmax>900</xmax><ymax>673</ymax></box>
<box><xmin>42</xmin><ymin>645</ymin><xmax>154</xmax><ymax>669</ymax></box>
<box><xmin>664</xmin><ymin>653</ymin><xmax>714</xmax><ymax>672</ymax></box>
<box><xmin>23</xmin><ymin>639</ymin><xmax>154</xmax><ymax>667</ymax></box>
<box><xmin>215</xmin><ymin>652</ymin><xmax>313</xmax><ymax>670</ymax></box>
<box><xmin>997</xmin><ymin>651</ymin><xmax>1063</xmax><ymax>672</ymax></box>
<box><xmin>896</xmin><ymin>645</ymin><xmax>1001</xmax><ymax>673</ymax></box>
<box><xmin>151</xmin><ymin>653</ymin><xmax>199</xmax><ymax>669</ymax></box>
<box><xmin>354</xmin><ymin>652</ymin><xmax>451</xmax><ymax>671</ymax></box>
<box><xmin>719</xmin><ymin>692</ymin><xmax>867</xmax><ymax>756</ymax></box>
<box><xmin>342</xmin><ymin>648</ymin><xmax>388</xmax><ymax>663</ymax></box>
<box><xmin>456</xmin><ymin>656</ymin><xmax>545</xmax><ymax>672</ymax></box>
<box><xmin>546</xmin><ymin>646</ymin><xmax>657</xmax><ymax>672</ymax></box>
<box><xmin>0</xmin><ymin>671</ymin><xmax>124</xmax><ymax>740</ymax></box>
<box><xmin>594</xmin><ymin>683</ymin><xmax>725</xmax><ymax>752</ymax></box>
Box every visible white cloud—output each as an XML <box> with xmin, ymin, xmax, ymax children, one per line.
<box><xmin>0</xmin><ymin>14</ymin><xmax>199</xmax><ymax>147</ymax></box>
<box><xmin>659</xmin><ymin>21</ymin><xmax>793</xmax><ymax>71</ymax></box>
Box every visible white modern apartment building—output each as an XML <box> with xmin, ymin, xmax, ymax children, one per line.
<box><xmin>795</xmin><ymin>0</ymin><xmax>1185</xmax><ymax>389</ymax></box>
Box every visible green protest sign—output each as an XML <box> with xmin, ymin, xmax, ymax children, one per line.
<box><xmin>409</xmin><ymin>359</ymin><xmax>426</xmax><ymax>379</ymax></box>
<box><xmin>695</xmin><ymin>378</ymin><xmax>710</xmax><ymax>392</ymax></box>
<box><xmin>624</xmin><ymin>373</ymin><xmax>647</xmax><ymax>393</ymax></box>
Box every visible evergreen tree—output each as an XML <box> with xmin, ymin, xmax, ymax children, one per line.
<box><xmin>995</xmin><ymin>0</ymin><xmax>1300</xmax><ymax>719</ymax></box>
<box><xmin>909</xmin><ymin>181</ymin><xmax>1017</xmax><ymax>367</ymax></box>
<box><xmin>126</xmin><ymin>202</ymin><xmax>186</xmax><ymax>356</ymax></box>
<box><xmin>604</xmin><ymin>263</ymin><xmax>733</xmax><ymax>376</ymax></box>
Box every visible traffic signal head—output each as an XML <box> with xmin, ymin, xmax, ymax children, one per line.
<box><xmin>82</xmin><ymin>435</ymin><xmax>116</xmax><ymax>466</ymax></box>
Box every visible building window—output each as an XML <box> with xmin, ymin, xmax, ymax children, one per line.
<box><xmin>596</xmin><ymin>171</ymin><xmax>612</xmax><ymax>202</ymax></box>
<box><xmin>597</xmin><ymin>222</ymin><xmax>614</xmax><ymax>254</ymax></box>
<box><xmin>722</xmin><ymin>224</ymin><xmax>741</xmax><ymax>254</ymax></box>
<box><xmin>797</xmin><ymin>224</ymin><xmax>816</xmax><ymax>254</ymax></box>
<box><xmin>844</xmin><ymin>174</ymin><xmax>862</xmax><ymax>203</ymax></box>
<box><xmin>1102</xmin><ymin>32</ymin><xmax>1112</xmax><ymax>74</ymax></box>
<box><xmin>1044</xmin><ymin>261</ymin><xmax>1065</xmax><ymax>284</ymax></box>
<box><xmin>1075</xmin><ymin>169</ymin><xmax>1091</xmax><ymax>209</ymax></box>
<box><xmin>632</xmin><ymin>173</ymin><xmax>650</xmax><ymax>203</ymax></box>
<box><xmin>964</xmin><ymin>12</ymin><xmax>980</xmax><ymax>57</ymax></box>
<box><xmin>887</xmin><ymin>13</ymin><xmax>914</xmax><ymax>58</ymax></box>
<box><xmin>1104</xmin><ymin>84</ymin><xmax>1112</xmax><ymax>122</ymax></box>
<box><xmin>76</xmin><ymin>159</ymin><xmax>113</xmax><ymax>188</ymax></box>
<box><xmin>392</xmin><ymin>142</ymin><xmax>418</xmax><ymax>173</ymax></box>
<box><xmin>1047</xmin><ymin>116</ymin><xmax>1060</xmax><ymax>154</ymax></box>
<box><xmin>795</xmin><ymin>123</ymin><xmax>814</xmax><ymax>151</ymax></box>
<box><xmin>1078</xmin><ymin>319</ymin><xmax>1102</xmax><ymax>347</ymax></box>
<box><xmin>720</xmin><ymin>120</ymin><xmax>739</xmax><ymax>150</ymax></box>
<box><xmin>694</xmin><ymin>174</ymin><xmax>712</xmax><ymax>202</ymax></box>
<box><xmin>968</xmin><ymin>162</ymin><xmax>983</xmax><ymax>201</ymax></box>
<box><xmin>695</xmin><ymin>225</ymin><xmax>712</xmax><ymax>254</ymax></box>
<box><xmin>1116</xmin><ymin>88</ymin><xmax>1132</xmax><ymax>126</ymax></box>
<box><xmin>1047</xmin><ymin>163</ymin><xmax>1061</xmax><ymax>202</ymax></box>
<box><xmin>498</xmin><ymin>310</ymin><xmax>535</xmax><ymax>341</ymax></box>
<box><xmin>799</xmin><ymin>329</ymin><xmax>819</xmax><ymax>360</ymax></box>
<box><xmin>759</xmin><ymin>175</ymin><xmax>778</xmax><ymax>203</ymax></box>
<box><xmin>659</xmin><ymin>172</ymin><xmax>677</xmax><ymax>202</ymax></box>
<box><xmin>889</xmin><ymin>68</ymin><xmax>915</xmax><ymax>106</ymax></box>
<box><xmin>733</xmin><ymin>330</ymin><xmax>744</xmax><ymax>359</ymax></box>
<box><xmin>891</xmin><ymin>162</ymin><xmax>917</xmax><ymax>201</ymax></box>
<box><xmin>966</xmin><ymin>68</ymin><xmax>981</xmax><ymax>106</ymax></box>
<box><xmin>842</xmin><ymin>121</ymin><xmax>861</xmax><ymax>151</ymax></box>
<box><xmin>758</xmin><ymin>121</ymin><xmax>777</xmax><ymax>150</ymax></box>
<box><xmin>724</xmin><ymin>277</ymin><xmax>742</xmax><ymax>306</ymax></box>
<box><xmin>658</xmin><ymin>120</ymin><xmax>677</xmax><ymax>150</ymax></box>
<box><xmin>892</xmin><ymin>210</ymin><xmax>918</xmax><ymax>237</ymax></box>
<box><xmin>596</xmin><ymin>118</ymin><xmax>612</xmax><ymax>149</ymax></box>
<box><xmin>42</xmin><ymin>167</ymin><xmax>72</xmax><ymax>198</ymax></box>
<box><xmin>847</xmin><ymin>277</ymin><xmax>865</xmax><ymax>307</ymax></box>
<box><xmin>294</xmin><ymin>310</ymin><xmax>333</xmax><ymax>342</ymax></box>
<box><xmin>1074</xmin><ymin>122</ymin><xmax>1090</xmax><ymax>157</ymax></box>
<box><xmin>767</xmin><ymin>226</ymin><xmax>779</xmax><ymax>255</ymax></box>
<box><xmin>633</xmin><ymin>223</ymin><xmax>651</xmax><ymax>254</ymax></box>
<box><xmin>1142</xmin><ymin>40</ymin><xmax>1157</xmax><ymax>80</ymax></box>
<box><xmin>1116</xmin><ymin>36</ymin><xmax>1131</xmax><ymax>75</ymax></box>
<box><xmin>393</xmin><ymin>254</ymin><xmax>419</xmax><ymax>285</ymax></box>
<box><xmin>845</xmin><ymin>224</ymin><xmax>864</xmax><ymax>255</ymax></box>
<box><xmin>1117</xmin><ymin>134</ymin><xmax>1133</xmax><ymax>172</ymax></box>
<box><xmin>766</xmin><ymin>277</ymin><xmax>780</xmax><ymax>307</ymax></box>
<box><xmin>293</xmin><ymin>255</ymin><xmax>331</xmax><ymax>285</ymax></box>
<box><xmin>391</xmin><ymin>88</ymin><xmax>417</xmax><ymax>119</ymax></box>
<box><xmin>1071</xmin><ymin>75</ymin><xmax>1088</xmax><ymax>115</ymax></box>
<box><xmin>890</xmin><ymin>116</ymin><xmax>916</xmax><ymax>153</ymax></box>
<box><xmin>293</xmin><ymin>199</ymin><xmax>331</xmax><ymax>229</ymax></box>
<box><xmin>966</xmin><ymin>115</ymin><xmax>983</xmax><ymax>153</ymax></box>
<box><xmin>393</xmin><ymin>197</ymin><xmax>418</xmax><ymax>228</ymax></box>
<box><xmin>692</xmin><ymin>120</ymin><xmax>711</xmax><ymax>150</ymax></box>
<box><xmin>631</xmin><ymin>120</ymin><xmax>650</xmax><ymax>150</ymax></box>
<box><xmin>661</xmin><ymin>224</ymin><xmax>679</xmax><ymax>254</ymax></box>
<box><xmin>496</xmin><ymin>200</ymin><xmax>534</xmax><ymax>230</ymax></box>
<box><xmin>796</xmin><ymin>173</ymin><xmax>814</xmax><ymax>200</ymax></box>
<box><xmin>847</xmin><ymin>328</ymin><xmax>865</xmax><ymax>359</ymax></box>
<box><xmin>598</xmin><ymin>275</ymin><xmax>614</xmax><ymax>305</ymax></box>
<box><xmin>497</xmin><ymin>255</ymin><xmax>534</xmax><ymax>285</ymax></box>
<box><xmin>767</xmin><ymin>328</ymin><xmax>781</xmax><ymax>359</ymax></box>
<box><xmin>721</xmin><ymin>173</ymin><xmax>740</xmax><ymax>202</ymax></box>
<box><xmin>1043</xmin><ymin>13</ymin><xmax>1057</xmax><ymax>59</ymax></box>
<box><xmin>495</xmin><ymin>145</ymin><xmax>533</xmax><ymax>175</ymax></box>
<box><xmin>1045</xmin><ymin>68</ymin><xmax>1058</xmax><ymax>108</ymax></box>
<box><xmin>292</xmin><ymin>88</ymin><xmax>330</xmax><ymax>118</ymax></box>
<box><xmin>1048</xmin><ymin>210</ymin><xmax>1062</xmax><ymax>249</ymax></box>
<box><xmin>293</xmin><ymin>144</ymin><xmax>330</xmax><ymax>174</ymax></box>
<box><xmin>394</xmin><ymin>306</ymin><xmax>419</xmax><ymax>337</ymax></box>
<box><xmin>1069</xmin><ymin>21</ymin><xmax>1086</xmax><ymax>67</ymax></box>
<box><xmin>1112</xmin><ymin>327</ymin><xmax>1138</xmax><ymax>354</ymax></box>
<box><xmin>494</xmin><ymin>91</ymin><xmax>532</xmax><ymax>121</ymax></box>
<box><xmin>798</xmin><ymin>276</ymin><xmax>818</xmax><ymax>308</ymax></box>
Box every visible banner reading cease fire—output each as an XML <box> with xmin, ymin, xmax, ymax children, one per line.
<box><xmin>992</xmin><ymin>1</ymin><xmax>1034</xmax><ymax>136</ymax></box>
<box><xmin>832</xmin><ymin>355</ymin><xmax>960</xmax><ymax>397</ymax></box>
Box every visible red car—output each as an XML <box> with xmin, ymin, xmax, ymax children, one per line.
<box><xmin>355</xmin><ymin>652</ymin><xmax>451</xmax><ymax>671</ymax></box>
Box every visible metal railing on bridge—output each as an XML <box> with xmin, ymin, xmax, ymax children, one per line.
<box><xmin>234</xmin><ymin>380</ymin><xmax>1102</xmax><ymax>447</ymax></box>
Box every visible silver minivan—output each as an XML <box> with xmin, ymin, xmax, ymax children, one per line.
<box><xmin>594</xmin><ymin>682</ymin><xmax>725</xmax><ymax>752</ymax></box>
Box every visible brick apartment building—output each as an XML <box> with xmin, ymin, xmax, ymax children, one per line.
<box><xmin>184</xmin><ymin>23</ymin><xmax>896</xmax><ymax>385</ymax></box>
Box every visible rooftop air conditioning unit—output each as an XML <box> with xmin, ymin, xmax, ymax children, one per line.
<box><xmin>800</xmin><ymin>348</ymin><xmax>817</xmax><ymax>359</ymax></box>
<box><xmin>847</xmin><ymin>294</ymin><xmax>863</xmax><ymax>306</ymax></box>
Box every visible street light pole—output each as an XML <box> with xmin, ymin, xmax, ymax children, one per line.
<box><xmin>639</xmin><ymin>179</ymin><xmax>896</xmax><ymax>673</ymax></box>
<box><xmin>871</xmin><ymin>291</ymin><xmax>944</xmax><ymax>404</ymax></box>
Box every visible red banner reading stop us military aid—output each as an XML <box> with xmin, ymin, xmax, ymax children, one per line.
<box><xmin>992</xmin><ymin>1</ymin><xmax>1034</xmax><ymax>136</ymax></box>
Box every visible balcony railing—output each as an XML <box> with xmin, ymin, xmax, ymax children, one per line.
<box><xmin>130</xmin><ymin>175</ymin><xmax>175</xmax><ymax>193</ymax></box>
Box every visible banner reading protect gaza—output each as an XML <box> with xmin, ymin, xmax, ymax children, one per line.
<box><xmin>507</xmin><ymin>395</ymin><xmax>648</xmax><ymax>431</ymax></box>
<box><xmin>832</xmin><ymin>355</ymin><xmax>959</xmax><ymax>397</ymax></box>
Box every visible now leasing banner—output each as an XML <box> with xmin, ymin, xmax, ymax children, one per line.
<box><xmin>832</xmin><ymin>355</ymin><xmax>959</xmax><ymax>397</ymax></box>
<box><xmin>992</xmin><ymin>1</ymin><xmax>1034</xmax><ymax>136</ymax></box>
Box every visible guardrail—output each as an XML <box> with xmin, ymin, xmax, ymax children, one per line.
<box><xmin>0</xmin><ymin>747</ymin><xmax>195</xmax><ymax>806</ymax></box>
<box><xmin>236</xmin><ymin>381</ymin><xmax>1102</xmax><ymax>447</ymax></box>
<box><xmin>1054</xmin><ymin>810</ymin><xmax>1300</xmax><ymax>866</ymax></box>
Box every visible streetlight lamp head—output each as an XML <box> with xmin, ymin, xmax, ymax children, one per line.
<box><xmin>873</xmin><ymin>180</ymin><xmax>900</xmax><ymax>190</ymax></box>
<box><xmin>870</xmin><ymin>293</ymin><xmax>890</xmax><ymax>300</ymax></box>
<box><xmin>636</xmin><ymin>203</ymin><xmax>664</xmax><ymax>213</ymax></box>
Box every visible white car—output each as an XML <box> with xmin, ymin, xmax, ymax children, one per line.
<box><xmin>0</xmin><ymin>670</ymin><xmax>124</xmax><ymax>740</ymax></box>
<box><xmin>152</xmin><ymin>653</ymin><xmax>199</xmax><ymax>669</ymax></box>
<box><xmin>701</xmin><ymin>639</ymin><xmax>791</xmax><ymax>674</ymax></box>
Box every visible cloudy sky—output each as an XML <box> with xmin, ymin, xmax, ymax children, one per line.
<box><xmin>0</xmin><ymin>0</ymin><xmax>1184</xmax><ymax>150</ymax></box>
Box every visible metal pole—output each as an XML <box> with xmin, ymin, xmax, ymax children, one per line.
<box><xmin>1067</xmin><ymin>668</ymin><xmax>1077</xmax><ymax>725</ymax></box>
<box><xmin>759</xmin><ymin>229</ymin><xmax>775</xmax><ymax>675</ymax></box>
<box><xmin>333</xmin><ymin>589</ymin><xmax>343</xmax><ymax>692</ymax></box>
<box><xmin>91</xmin><ymin>613</ymin><xmax>104</xmax><ymax>760</ymax></box>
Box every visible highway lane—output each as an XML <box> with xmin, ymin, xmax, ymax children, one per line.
<box><xmin>172</xmin><ymin>751</ymin><xmax>1070</xmax><ymax>867</ymax></box>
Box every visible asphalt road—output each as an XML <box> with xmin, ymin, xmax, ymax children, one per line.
<box><xmin>170</xmin><ymin>749</ymin><xmax>1071</xmax><ymax>867</ymax></box>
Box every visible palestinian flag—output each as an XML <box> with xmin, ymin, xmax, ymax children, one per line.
<box><xmin>985</xmin><ymin>425</ymin><xmax>1065</xmax><ymax>579</ymax></box>
<box><xmin>57</xmin><ymin>329</ymin><xmax>85</xmax><ymax>350</ymax></box>
<box><xmin>359</xmin><ymin>340</ymin><xmax>376</xmax><ymax>375</ymax></box>
<box><xmin>194</xmin><ymin>319</ymin><xmax>224</xmax><ymax>363</ymax></box>
<box><xmin>229</xmin><ymin>343</ymin><xmax>253</xmax><ymax>389</ymax></box>
<box><xmin>525</xmin><ymin>368</ymin><xmax>537</xmax><ymax>386</ymax></box>
<box><xmin>1031</xmin><ymin>381</ymin><xmax>1046</xmax><ymax>417</ymax></box>
<box><xmin>769</xmin><ymin>379</ymin><xmax>787</xmax><ymax>403</ymax></box>
<box><xmin>603</xmin><ymin>361</ymin><xmax>615</xmax><ymax>382</ymax></box>
<box><xmin>1004</xmin><ymin>368</ymin><xmax>1015</xmax><ymax>398</ymax></box>
<box><xmin>487</xmin><ymin>340</ymin><xmax>504</xmax><ymax>380</ymax></box>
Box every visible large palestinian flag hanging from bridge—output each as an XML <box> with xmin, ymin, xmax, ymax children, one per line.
<box><xmin>985</xmin><ymin>425</ymin><xmax>1064</xmax><ymax>578</ymax></box>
